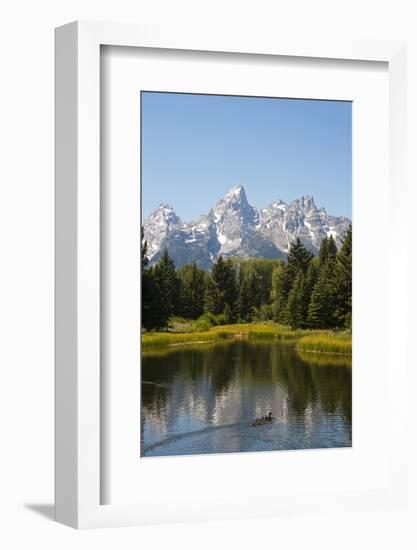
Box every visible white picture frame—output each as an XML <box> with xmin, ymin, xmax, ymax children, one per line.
<box><xmin>55</xmin><ymin>21</ymin><xmax>407</xmax><ymax>529</ymax></box>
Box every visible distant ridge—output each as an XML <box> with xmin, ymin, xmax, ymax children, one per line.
<box><xmin>143</xmin><ymin>185</ymin><xmax>351</xmax><ymax>269</ymax></box>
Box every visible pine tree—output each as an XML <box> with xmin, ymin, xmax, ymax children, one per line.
<box><xmin>319</xmin><ymin>236</ymin><xmax>329</xmax><ymax>265</ymax></box>
<box><xmin>308</xmin><ymin>236</ymin><xmax>338</xmax><ymax>328</ymax></box>
<box><xmin>237</xmin><ymin>267</ymin><xmax>260</xmax><ymax>322</ymax></box>
<box><xmin>141</xmin><ymin>229</ymin><xmax>161</xmax><ymax>330</ymax></box>
<box><xmin>271</xmin><ymin>264</ymin><xmax>293</xmax><ymax>322</ymax></box>
<box><xmin>307</xmin><ymin>262</ymin><xmax>337</xmax><ymax>328</ymax></box>
<box><xmin>223</xmin><ymin>304</ymin><xmax>234</xmax><ymax>324</ymax></box>
<box><xmin>270</xmin><ymin>239</ymin><xmax>313</xmax><ymax>324</ymax></box>
<box><xmin>236</xmin><ymin>258</ymin><xmax>278</xmax><ymax>306</ymax></box>
<box><xmin>327</xmin><ymin>234</ymin><xmax>338</xmax><ymax>263</ymax></box>
<box><xmin>206</xmin><ymin>256</ymin><xmax>238</xmax><ymax>319</ymax></box>
<box><xmin>287</xmin><ymin>238</ymin><xmax>314</xmax><ymax>276</ymax></box>
<box><xmin>211</xmin><ymin>255</ymin><xmax>227</xmax><ymax>290</ymax></box>
<box><xmin>237</xmin><ymin>275</ymin><xmax>251</xmax><ymax>321</ymax></box>
<box><xmin>223</xmin><ymin>258</ymin><xmax>238</xmax><ymax>319</ymax></box>
<box><xmin>300</xmin><ymin>259</ymin><xmax>320</xmax><ymax>326</ymax></box>
<box><xmin>285</xmin><ymin>272</ymin><xmax>306</xmax><ymax>329</ymax></box>
<box><xmin>141</xmin><ymin>227</ymin><xmax>149</xmax><ymax>270</ymax></box>
<box><xmin>335</xmin><ymin>225</ymin><xmax>352</xmax><ymax>328</ymax></box>
<box><xmin>153</xmin><ymin>249</ymin><xmax>180</xmax><ymax>323</ymax></box>
<box><xmin>205</xmin><ymin>275</ymin><xmax>222</xmax><ymax>315</ymax></box>
<box><xmin>142</xmin><ymin>266</ymin><xmax>168</xmax><ymax>330</ymax></box>
<box><xmin>305</xmin><ymin>258</ymin><xmax>320</xmax><ymax>298</ymax></box>
<box><xmin>177</xmin><ymin>262</ymin><xmax>207</xmax><ymax>319</ymax></box>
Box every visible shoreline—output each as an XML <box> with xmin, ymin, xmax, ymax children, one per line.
<box><xmin>142</xmin><ymin>324</ymin><xmax>352</xmax><ymax>356</ymax></box>
<box><xmin>295</xmin><ymin>346</ymin><xmax>351</xmax><ymax>356</ymax></box>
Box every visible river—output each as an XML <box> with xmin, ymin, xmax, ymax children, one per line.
<box><xmin>141</xmin><ymin>340</ymin><xmax>351</xmax><ymax>457</ymax></box>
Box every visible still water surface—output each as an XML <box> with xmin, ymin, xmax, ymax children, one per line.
<box><xmin>141</xmin><ymin>340</ymin><xmax>351</xmax><ymax>457</ymax></box>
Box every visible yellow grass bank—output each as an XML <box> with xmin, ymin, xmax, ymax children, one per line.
<box><xmin>142</xmin><ymin>322</ymin><xmax>351</xmax><ymax>355</ymax></box>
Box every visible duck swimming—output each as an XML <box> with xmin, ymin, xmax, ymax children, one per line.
<box><xmin>251</xmin><ymin>411</ymin><xmax>273</xmax><ymax>426</ymax></box>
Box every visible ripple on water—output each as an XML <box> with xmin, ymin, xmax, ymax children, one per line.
<box><xmin>141</xmin><ymin>340</ymin><xmax>352</xmax><ymax>457</ymax></box>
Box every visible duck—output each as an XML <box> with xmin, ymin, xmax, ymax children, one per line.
<box><xmin>252</xmin><ymin>412</ymin><xmax>273</xmax><ymax>426</ymax></box>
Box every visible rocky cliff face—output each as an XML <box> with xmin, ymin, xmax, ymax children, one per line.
<box><xmin>143</xmin><ymin>185</ymin><xmax>351</xmax><ymax>268</ymax></box>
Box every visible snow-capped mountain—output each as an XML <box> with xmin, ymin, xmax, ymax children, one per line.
<box><xmin>143</xmin><ymin>185</ymin><xmax>351</xmax><ymax>269</ymax></box>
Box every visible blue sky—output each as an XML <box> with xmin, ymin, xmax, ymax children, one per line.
<box><xmin>141</xmin><ymin>92</ymin><xmax>352</xmax><ymax>220</ymax></box>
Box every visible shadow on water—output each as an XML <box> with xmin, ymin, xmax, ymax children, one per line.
<box><xmin>141</xmin><ymin>340</ymin><xmax>352</xmax><ymax>457</ymax></box>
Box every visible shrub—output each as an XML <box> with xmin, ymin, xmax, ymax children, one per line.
<box><xmin>190</xmin><ymin>318</ymin><xmax>212</xmax><ymax>332</ymax></box>
<box><xmin>196</xmin><ymin>312</ymin><xmax>230</xmax><ymax>327</ymax></box>
<box><xmin>253</xmin><ymin>304</ymin><xmax>273</xmax><ymax>322</ymax></box>
<box><xmin>197</xmin><ymin>312</ymin><xmax>217</xmax><ymax>326</ymax></box>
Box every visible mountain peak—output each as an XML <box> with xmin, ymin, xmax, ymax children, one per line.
<box><xmin>290</xmin><ymin>195</ymin><xmax>316</xmax><ymax>210</ymax></box>
<box><xmin>143</xmin><ymin>186</ymin><xmax>351</xmax><ymax>268</ymax></box>
<box><xmin>214</xmin><ymin>185</ymin><xmax>256</xmax><ymax>219</ymax></box>
<box><xmin>157</xmin><ymin>202</ymin><xmax>175</xmax><ymax>212</ymax></box>
<box><xmin>271</xmin><ymin>198</ymin><xmax>287</xmax><ymax>208</ymax></box>
<box><xmin>149</xmin><ymin>203</ymin><xmax>182</xmax><ymax>227</ymax></box>
<box><xmin>302</xmin><ymin>195</ymin><xmax>315</xmax><ymax>205</ymax></box>
<box><xmin>224</xmin><ymin>184</ymin><xmax>247</xmax><ymax>200</ymax></box>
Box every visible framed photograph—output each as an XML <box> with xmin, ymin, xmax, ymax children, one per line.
<box><xmin>55</xmin><ymin>21</ymin><xmax>407</xmax><ymax>528</ymax></box>
<box><xmin>139</xmin><ymin>91</ymin><xmax>353</xmax><ymax>459</ymax></box>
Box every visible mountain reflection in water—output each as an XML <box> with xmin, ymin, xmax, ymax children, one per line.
<box><xmin>141</xmin><ymin>340</ymin><xmax>351</xmax><ymax>457</ymax></box>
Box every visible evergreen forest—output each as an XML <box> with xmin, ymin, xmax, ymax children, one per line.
<box><xmin>142</xmin><ymin>226</ymin><xmax>352</xmax><ymax>333</ymax></box>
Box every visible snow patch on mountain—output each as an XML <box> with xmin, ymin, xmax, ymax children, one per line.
<box><xmin>143</xmin><ymin>185</ymin><xmax>351</xmax><ymax>268</ymax></box>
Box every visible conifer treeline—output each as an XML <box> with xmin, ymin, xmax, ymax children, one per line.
<box><xmin>142</xmin><ymin>226</ymin><xmax>352</xmax><ymax>331</ymax></box>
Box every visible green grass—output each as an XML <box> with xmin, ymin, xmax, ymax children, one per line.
<box><xmin>297</xmin><ymin>349</ymin><xmax>351</xmax><ymax>367</ymax></box>
<box><xmin>296</xmin><ymin>332</ymin><xmax>352</xmax><ymax>355</ymax></box>
<box><xmin>142</xmin><ymin>321</ymin><xmax>352</xmax><ymax>353</ymax></box>
<box><xmin>142</xmin><ymin>329</ymin><xmax>229</xmax><ymax>350</ymax></box>
<box><xmin>246</xmin><ymin>325</ymin><xmax>304</xmax><ymax>340</ymax></box>
<box><xmin>142</xmin><ymin>322</ymin><xmax>288</xmax><ymax>350</ymax></box>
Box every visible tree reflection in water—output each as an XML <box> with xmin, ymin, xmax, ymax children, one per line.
<box><xmin>141</xmin><ymin>340</ymin><xmax>352</xmax><ymax>457</ymax></box>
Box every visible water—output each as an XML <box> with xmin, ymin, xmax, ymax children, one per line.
<box><xmin>141</xmin><ymin>340</ymin><xmax>352</xmax><ymax>457</ymax></box>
